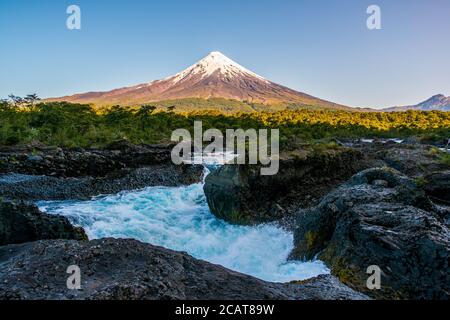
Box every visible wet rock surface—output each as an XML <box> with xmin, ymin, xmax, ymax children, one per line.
<box><xmin>290</xmin><ymin>167</ymin><xmax>450</xmax><ymax>299</ymax></box>
<box><xmin>0</xmin><ymin>201</ymin><xmax>87</xmax><ymax>246</ymax></box>
<box><xmin>0</xmin><ymin>238</ymin><xmax>368</xmax><ymax>300</ymax></box>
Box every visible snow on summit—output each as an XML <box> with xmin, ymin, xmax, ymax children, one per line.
<box><xmin>170</xmin><ymin>51</ymin><xmax>269</xmax><ymax>84</ymax></box>
<box><xmin>47</xmin><ymin>51</ymin><xmax>348</xmax><ymax>110</ymax></box>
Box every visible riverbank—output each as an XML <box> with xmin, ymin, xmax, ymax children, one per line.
<box><xmin>203</xmin><ymin>141</ymin><xmax>450</xmax><ymax>299</ymax></box>
<box><xmin>0</xmin><ymin>141</ymin><xmax>203</xmax><ymax>201</ymax></box>
<box><xmin>0</xmin><ymin>140</ymin><xmax>448</xmax><ymax>300</ymax></box>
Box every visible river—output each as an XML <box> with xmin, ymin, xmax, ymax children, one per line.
<box><xmin>38</xmin><ymin>154</ymin><xmax>329</xmax><ymax>283</ymax></box>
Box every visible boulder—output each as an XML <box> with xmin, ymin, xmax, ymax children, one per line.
<box><xmin>204</xmin><ymin>148</ymin><xmax>367</xmax><ymax>225</ymax></box>
<box><xmin>0</xmin><ymin>238</ymin><xmax>368</xmax><ymax>300</ymax></box>
<box><xmin>0</xmin><ymin>201</ymin><xmax>87</xmax><ymax>246</ymax></box>
<box><xmin>291</xmin><ymin>167</ymin><xmax>450</xmax><ymax>299</ymax></box>
<box><xmin>424</xmin><ymin>170</ymin><xmax>450</xmax><ymax>204</ymax></box>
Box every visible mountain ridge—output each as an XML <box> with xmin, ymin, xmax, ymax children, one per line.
<box><xmin>385</xmin><ymin>94</ymin><xmax>450</xmax><ymax>112</ymax></box>
<box><xmin>47</xmin><ymin>52</ymin><xmax>351</xmax><ymax>111</ymax></box>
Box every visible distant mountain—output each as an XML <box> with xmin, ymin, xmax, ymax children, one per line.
<box><xmin>47</xmin><ymin>51</ymin><xmax>351</xmax><ymax>110</ymax></box>
<box><xmin>385</xmin><ymin>94</ymin><xmax>450</xmax><ymax>112</ymax></box>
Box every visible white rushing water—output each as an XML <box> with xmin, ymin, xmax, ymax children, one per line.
<box><xmin>38</xmin><ymin>154</ymin><xmax>329</xmax><ymax>283</ymax></box>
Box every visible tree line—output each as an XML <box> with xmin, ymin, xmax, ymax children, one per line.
<box><xmin>0</xmin><ymin>97</ymin><xmax>448</xmax><ymax>149</ymax></box>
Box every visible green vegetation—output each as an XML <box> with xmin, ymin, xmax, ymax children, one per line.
<box><xmin>87</xmin><ymin>97</ymin><xmax>350</xmax><ymax>113</ymax></box>
<box><xmin>428</xmin><ymin>147</ymin><xmax>450</xmax><ymax>166</ymax></box>
<box><xmin>439</xmin><ymin>153</ymin><xmax>450</xmax><ymax>166</ymax></box>
<box><xmin>0</xmin><ymin>99</ymin><xmax>449</xmax><ymax>149</ymax></box>
<box><xmin>414</xmin><ymin>176</ymin><xmax>429</xmax><ymax>187</ymax></box>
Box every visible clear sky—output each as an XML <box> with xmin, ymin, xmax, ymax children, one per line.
<box><xmin>1</xmin><ymin>0</ymin><xmax>449</xmax><ymax>109</ymax></box>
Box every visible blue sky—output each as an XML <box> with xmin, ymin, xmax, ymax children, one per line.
<box><xmin>1</xmin><ymin>0</ymin><xmax>449</xmax><ymax>109</ymax></box>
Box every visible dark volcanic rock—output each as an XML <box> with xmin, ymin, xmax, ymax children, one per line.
<box><xmin>0</xmin><ymin>238</ymin><xmax>368</xmax><ymax>300</ymax></box>
<box><xmin>288</xmin><ymin>274</ymin><xmax>370</xmax><ymax>300</ymax></box>
<box><xmin>0</xmin><ymin>141</ymin><xmax>175</xmax><ymax>178</ymax></box>
<box><xmin>204</xmin><ymin>148</ymin><xmax>368</xmax><ymax>225</ymax></box>
<box><xmin>0</xmin><ymin>201</ymin><xmax>87</xmax><ymax>246</ymax></box>
<box><xmin>0</xmin><ymin>164</ymin><xmax>203</xmax><ymax>201</ymax></box>
<box><xmin>0</xmin><ymin>142</ymin><xmax>204</xmax><ymax>201</ymax></box>
<box><xmin>291</xmin><ymin>167</ymin><xmax>450</xmax><ymax>300</ymax></box>
<box><xmin>424</xmin><ymin>170</ymin><xmax>450</xmax><ymax>204</ymax></box>
<box><xmin>371</xmin><ymin>144</ymin><xmax>449</xmax><ymax>177</ymax></box>
<box><xmin>342</xmin><ymin>143</ymin><xmax>450</xmax><ymax>202</ymax></box>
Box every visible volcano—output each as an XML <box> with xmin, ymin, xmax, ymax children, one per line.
<box><xmin>385</xmin><ymin>94</ymin><xmax>450</xmax><ymax>112</ymax></box>
<box><xmin>48</xmin><ymin>51</ymin><xmax>349</xmax><ymax>110</ymax></box>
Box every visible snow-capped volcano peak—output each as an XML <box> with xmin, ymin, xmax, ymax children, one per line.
<box><xmin>170</xmin><ymin>51</ymin><xmax>269</xmax><ymax>84</ymax></box>
<box><xmin>48</xmin><ymin>51</ymin><xmax>348</xmax><ymax>110</ymax></box>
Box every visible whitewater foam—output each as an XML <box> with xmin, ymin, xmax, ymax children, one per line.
<box><xmin>38</xmin><ymin>167</ymin><xmax>329</xmax><ymax>283</ymax></box>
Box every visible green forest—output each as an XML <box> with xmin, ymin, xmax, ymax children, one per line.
<box><xmin>0</xmin><ymin>99</ymin><xmax>449</xmax><ymax>150</ymax></box>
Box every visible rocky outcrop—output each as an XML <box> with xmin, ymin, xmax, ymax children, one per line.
<box><xmin>0</xmin><ymin>141</ymin><xmax>203</xmax><ymax>201</ymax></box>
<box><xmin>0</xmin><ymin>165</ymin><xmax>202</xmax><ymax>201</ymax></box>
<box><xmin>373</xmin><ymin>144</ymin><xmax>448</xmax><ymax>177</ymax></box>
<box><xmin>0</xmin><ymin>201</ymin><xmax>87</xmax><ymax>246</ymax></box>
<box><xmin>204</xmin><ymin>148</ymin><xmax>368</xmax><ymax>225</ymax></box>
<box><xmin>0</xmin><ymin>140</ymin><xmax>174</xmax><ymax>178</ymax></box>
<box><xmin>0</xmin><ymin>238</ymin><xmax>368</xmax><ymax>300</ymax></box>
<box><xmin>424</xmin><ymin>170</ymin><xmax>450</xmax><ymax>204</ymax></box>
<box><xmin>203</xmin><ymin>143</ymin><xmax>450</xmax><ymax>226</ymax></box>
<box><xmin>290</xmin><ymin>167</ymin><xmax>450</xmax><ymax>300</ymax></box>
<box><xmin>368</xmin><ymin>144</ymin><xmax>450</xmax><ymax>204</ymax></box>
